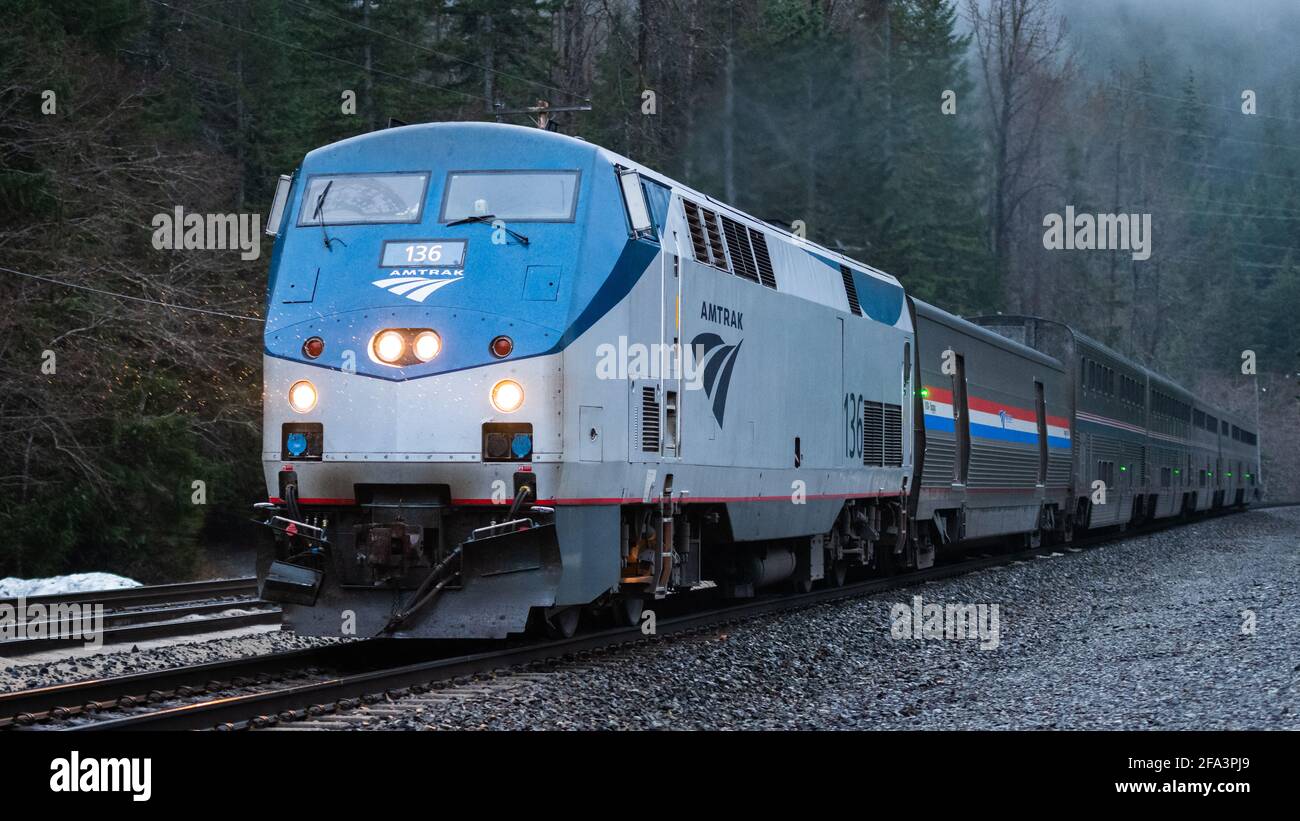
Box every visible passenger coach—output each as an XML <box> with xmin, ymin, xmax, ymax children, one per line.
<box><xmin>971</xmin><ymin>315</ymin><xmax>1260</xmax><ymax>532</ymax></box>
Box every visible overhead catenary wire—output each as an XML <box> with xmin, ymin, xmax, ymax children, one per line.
<box><xmin>1105</xmin><ymin>83</ymin><xmax>1300</xmax><ymax>127</ymax></box>
<box><xmin>1128</xmin><ymin>122</ymin><xmax>1300</xmax><ymax>155</ymax></box>
<box><xmin>0</xmin><ymin>264</ymin><xmax>266</xmax><ymax>322</ymax></box>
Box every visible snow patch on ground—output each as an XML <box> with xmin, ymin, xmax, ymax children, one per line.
<box><xmin>0</xmin><ymin>573</ymin><xmax>141</xmax><ymax>598</ymax></box>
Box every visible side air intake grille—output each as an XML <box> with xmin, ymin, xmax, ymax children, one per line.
<box><xmin>640</xmin><ymin>386</ymin><xmax>661</xmax><ymax>452</ymax></box>
<box><xmin>683</xmin><ymin>198</ymin><xmax>777</xmax><ymax>289</ymax></box>
<box><xmin>701</xmin><ymin>206</ymin><xmax>727</xmax><ymax>269</ymax></box>
<box><xmin>750</xmin><ymin>228</ymin><xmax>776</xmax><ymax>288</ymax></box>
<box><xmin>863</xmin><ymin>401</ymin><xmax>884</xmax><ymax>466</ymax></box>
<box><xmin>863</xmin><ymin>401</ymin><xmax>904</xmax><ymax>467</ymax></box>
<box><xmin>884</xmin><ymin>403</ymin><xmax>903</xmax><ymax>466</ymax></box>
<box><xmin>840</xmin><ymin>263</ymin><xmax>862</xmax><ymax>316</ymax></box>
<box><xmin>721</xmin><ymin>216</ymin><xmax>759</xmax><ymax>283</ymax></box>
<box><xmin>683</xmin><ymin>199</ymin><xmax>728</xmax><ymax>272</ymax></box>
<box><xmin>684</xmin><ymin>201</ymin><xmax>709</xmax><ymax>263</ymax></box>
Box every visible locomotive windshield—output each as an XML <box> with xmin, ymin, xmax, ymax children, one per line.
<box><xmin>297</xmin><ymin>172</ymin><xmax>429</xmax><ymax>226</ymax></box>
<box><xmin>440</xmin><ymin>170</ymin><xmax>579</xmax><ymax>222</ymax></box>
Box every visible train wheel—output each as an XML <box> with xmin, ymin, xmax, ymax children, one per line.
<box><xmin>546</xmin><ymin>606</ymin><xmax>581</xmax><ymax>639</ymax></box>
<box><xmin>613</xmin><ymin>595</ymin><xmax>644</xmax><ymax>627</ymax></box>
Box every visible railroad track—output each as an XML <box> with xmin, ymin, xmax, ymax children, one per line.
<box><xmin>7</xmin><ymin>504</ymin><xmax>1289</xmax><ymax>731</ymax></box>
<box><xmin>0</xmin><ymin>577</ymin><xmax>280</xmax><ymax>656</ymax></box>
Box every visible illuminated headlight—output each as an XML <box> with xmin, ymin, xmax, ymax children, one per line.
<box><xmin>413</xmin><ymin>331</ymin><xmax>441</xmax><ymax>362</ymax></box>
<box><xmin>491</xmin><ymin>379</ymin><xmax>524</xmax><ymax>413</ymax></box>
<box><xmin>289</xmin><ymin>380</ymin><xmax>318</xmax><ymax>413</ymax></box>
<box><xmin>373</xmin><ymin>330</ymin><xmax>405</xmax><ymax>364</ymax></box>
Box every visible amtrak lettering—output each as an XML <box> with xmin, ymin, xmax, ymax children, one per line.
<box><xmin>699</xmin><ymin>301</ymin><xmax>743</xmax><ymax>330</ymax></box>
<box><xmin>371</xmin><ymin>268</ymin><xmax>465</xmax><ymax>303</ymax></box>
<box><xmin>691</xmin><ymin>332</ymin><xmax>743</xmax><ymax>427</ymax></box>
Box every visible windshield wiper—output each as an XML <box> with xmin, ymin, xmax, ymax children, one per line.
<box><xmin>313</xmin><ymin>180</ymin><xmax>344</xmax><ymax>251</ymax></box>
<box><xmin>447</xmin><ymin>213</ymin><xmax>530</xmax><ymax>246</ymax></box>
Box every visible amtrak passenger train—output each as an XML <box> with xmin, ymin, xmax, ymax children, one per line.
<box><xmin>255</xmin><ymin>121</ymin><xmax>1259</xmax><ymax>639</ymax></box>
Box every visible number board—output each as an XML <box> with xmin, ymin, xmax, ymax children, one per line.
<box><xmin>379</xmin><ymin>240</ymin><xmax>467</xmax><ymax>268</ymax></box>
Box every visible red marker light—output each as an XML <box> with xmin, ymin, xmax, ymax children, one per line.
<box><xmin>490</xmin><ymin>335</ymin><xmax>513</xmax><ymax>358</ymax></box>
<box><xmin>303</xmin><ymin>337</ymin><xmax>325</xmax><ymax>359</ymax></box>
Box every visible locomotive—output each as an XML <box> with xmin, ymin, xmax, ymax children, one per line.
<box><xmin>254</xmin><ymin>121</ymin><xmax>1260</xmax><ymax>639</ymax></box>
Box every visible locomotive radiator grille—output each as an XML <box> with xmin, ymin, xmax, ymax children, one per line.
<box><xmin>862</xmin><ymin>402</ymin><xmax>904</xmax><ymax>467</ymax></box>
<box><xmin>863</xmin><ymin>401</ymin><xmax>884</xmax><ymax>466</ymax></box>
<box><xmin>721</xmin><ymin>216</ymin><xmax>759</xmax><ymax>283</ymax></box>
<box><xmin>684</xmin><ymin>201</ymin><xmax>710</xmax><ymax>263</ymax></box>
<box><xmin>883</xmin><ymin>403</ymin><xmax>903</xmax><ymax>466</ymax></box>
<box><xmin>749</xmin><ymin>227</ymin><xmax>777</xmax><ymax>288</ymax></box>
<box><xmin>701</xmin><ymin>207</ymin><xmax>728</xmax><ymax>268</ymax></box>
<box><xmin>640</xmin><ymin>386</ymin><xmax>661</xmax><ymax>452</ymax></box>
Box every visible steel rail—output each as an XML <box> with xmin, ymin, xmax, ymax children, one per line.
<box><xmin>6</xmin><ymin>504</ymin><xmax>1293</xmax><ymax>731</ymax></box>
<box><xmin>0</xmin><ymin>641</ymin><xmax>399</xmax><ymax>728</ymax></box>
<box><xmin>68</xmin><ymin>506</ymin><xmax>1282</xmax><ymax>731</ymax></box>
<box><xmin>0</xmin><ymin>605</ymin><xmax>281</xmax><ymax>656</ymax></box>
<box><xmin>0</xmin><ymin>577</ymin><xmax>258</xmax><ymax>610</ymax></box>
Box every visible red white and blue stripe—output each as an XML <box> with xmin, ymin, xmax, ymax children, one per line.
<box><xmin>922</xmin><ymin>386</ymin><xmax>1071</xmax><ymax>450</ymax></box>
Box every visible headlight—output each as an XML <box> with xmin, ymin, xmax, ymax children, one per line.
<box><xmin>491</xmin><ymin>379</ymin><xmax>524</xmax><ymax>413</ymax></box>
<box><xmin>413</xmin><ymin>331</ymin><xmax>441</xmax><ymax>362</ymax></box>
<box><xmin>289</xmin><ymin>380</ymin><xmax>318</xmax><ymax>413</ymax></box>
<box><xmin>373</xmin><ymin>330</ymin><xmax>405</xmax><ymax>363</ymax></box>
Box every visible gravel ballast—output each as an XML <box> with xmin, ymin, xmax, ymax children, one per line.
<box><xmin>0</xmin><ymin>630</ymin><xmax>339</xmax><ymax>693</ymax></box>
<box><xmin>361</xmin><ymin>507</ymin><xmax>1300</xmax><ymax>730</ymax></box>
<box><xmin>4</xmin><ymin>508</ymin><xmax>1295</xmax><ymax>730</ymax></box>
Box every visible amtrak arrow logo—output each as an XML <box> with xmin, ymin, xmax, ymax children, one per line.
<box><xmin>371</xmin><ymin>271</ymin><xmax>463</xmax><ymax>303</ymax></box>
<box><xmin>691</xmin><ymin>332</ymin><xmax>743</xmax><ymax>427</ymax></box>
